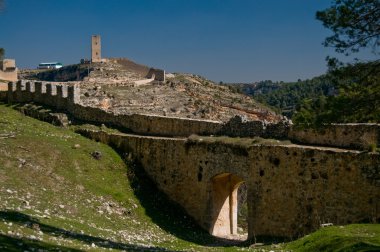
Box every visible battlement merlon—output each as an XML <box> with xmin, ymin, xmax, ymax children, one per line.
<box><xmin>26</xmin><ymin>82</ymin><xmax>35</xmax><ymax>92</ymax></box>
<box><xmin>7</xmin><ymin>80</ymin><xmax>80</xmax><ymax>105</ymax></box>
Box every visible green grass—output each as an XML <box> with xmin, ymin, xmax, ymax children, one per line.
<box><xmin>285</xmin><ymin>224</ymin><xmax>380</xmax><ymax>252</ymax></box>
<box><xmin>0</xmin><ymin>103</ymin><xmax>234</xmax><ymax>251</ymax></box>
<box><xmin>187</xmin><ymin>134</ymin><xmax>292</xmax><ymax>147</ymax></box>
<box><xmin>0</xmin><ymin>103</ymin><xmax>379</xmax><ymax>251</ymax></box>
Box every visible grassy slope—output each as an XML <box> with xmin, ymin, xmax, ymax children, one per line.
<box><xmin>0</xmin><ymin>103</ymin><xmax>234</xmax><ymax>251</ymax></box>
<box><xmin>0</xmin><ymin>103</ymin><xmax>379</xmax><ymax>251</ymax></box>
<box><xmin>285</xmin><ymin>224</ymin><xmax>380</xmax><ymax>252</ymax></box>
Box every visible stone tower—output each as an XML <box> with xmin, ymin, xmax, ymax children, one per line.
<box><xmin>91</xmin><ymin>35</ymin><xmax>101</xmax><ymax>63</ymax></box>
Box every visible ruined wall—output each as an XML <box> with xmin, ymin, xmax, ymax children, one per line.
<box><xmin>78</xmin><ymin>129</ymin><xmax>380</xmax><ymax>238</ymax></box>
<box><xmin>221</xmin><ymin>115</ymin><xmax>291</xmax><ymax>139</ymax></box>
<box><xmin>147</xmin><ymin>68</ymin><xmax>166</xmax><ymax>82</ymax></box>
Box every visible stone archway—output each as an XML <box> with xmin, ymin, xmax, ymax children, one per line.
<box><xmin>210</xmin><ymin>173</ymin><xmax>245</xmax><ymax>237</ymax></box>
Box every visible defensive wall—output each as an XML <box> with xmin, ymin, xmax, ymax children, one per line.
<box><xmin>77</xmin><ymin>129</ymin><xmax>380</xmax><ymax>238</ymax></box>
<box><xmin>2</xmin><ymin>80</ymin><xmax>380</xmax><ymax>150</ymax></box>
<box><xmin>1</xmin><ymin>80</ymin><xmax>380</xmax><ymax>239</ymax></box>
<box><xmin>289</xmin><ymin>125</ymin><xmax>380</xmax><ymax>151</ymax></box>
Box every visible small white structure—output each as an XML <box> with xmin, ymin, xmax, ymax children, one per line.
<box><xmin>38</xmin><ymin>62</ymin><xmax>63</xmax><ymax>69</ymax></box>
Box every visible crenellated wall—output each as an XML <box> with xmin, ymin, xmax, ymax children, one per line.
<box><xmin>4</xmin><ymin>80</ymin><xmax>380</xmax><ymax>150</ymax></box>
<box><xmin>7</xmin><ymin>80</ymin><xmax>78</xmax><ymax>110</ymax></box>
<box><xmin>4</xmin><ymin>81</ymin><xmax>291</xmax><ymax>138</ymax></box>
<box><xmin>6</xmin><ymin>80</ymin><xmax>222</xmax><ymax>137</ymax></box>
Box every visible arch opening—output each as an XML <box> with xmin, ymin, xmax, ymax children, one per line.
<box><xmin>210</xmin><ymin>173</ymin><xmax>246</xmax><ymax>239</ymax></box>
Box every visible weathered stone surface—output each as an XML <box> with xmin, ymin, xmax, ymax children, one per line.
<box><xmin>4</xmin><ymin>79</ymin><xmax>380</xmax><ymax>240</ymax></box>
<box><xmin>4</xmin><ymin>80</ymin><xmax>380</xmax><ymax>149</ymax></box>
<box><xmin>77</xmin><ymin>129</ymin><xmax>380</xmax><ymax>239</ymax></box>
<box><xmin>0</xmin><ymin>59</ymin><xmax>18</xmax><ymax>82</ymax></box>
<box><xmin>289</xmin><ymin>124</ymin><xmax>380</xmax><ymax>150</ymax></box>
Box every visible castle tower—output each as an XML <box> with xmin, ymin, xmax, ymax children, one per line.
<box><xmin>91</xmin><ymin>35</ymin><xmax>101</xmax><ymax>63</ymax></box>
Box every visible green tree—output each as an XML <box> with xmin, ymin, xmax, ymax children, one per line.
<box><xmin>293</xmin><ymin>61</ymin><xmax>380</xmax><ymax>126</ymax></box>
<box><xmin>316</xmin><ymin>0</ymin><xmax>380</xmax><ymax>55</ymax></box>
<box><xmin>292</xmin><ymin>0</ymin><xmax>380</xmax><ymax>127</ymax></box>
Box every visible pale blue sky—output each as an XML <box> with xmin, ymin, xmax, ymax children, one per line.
<box><xmin>0</xmin><ymin>0</ymin><xmax>376</xmax><ymax>82</ymax></box>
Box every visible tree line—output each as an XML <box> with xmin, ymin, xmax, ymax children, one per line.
<box><xmin>225</xmin><ymin>0</ymin><xmax>379</xmax><ymax>127</ymax></box>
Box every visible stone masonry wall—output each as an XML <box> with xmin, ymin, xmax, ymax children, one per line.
<box><xmin>6</xmin><ymin>80</ymin><xmax>222</xmax><ymax>137</ymax></box>
<box><xmin>289</xmin><ymin>125</ymin><xmax>380</xmax><ymax>150</ymax></box>
<box><xmin>78</xmin><ymin>129</ymin><xmax>380</xmax><ymax>238</ymax></box>
<box><xmin>3</xmin><ymin>81</ymin><xmax>294</xmax><ymax>138</ymax></box>
<box><xmin>4</xmin><ymin>80</ymin><xmax>380</xmax><ymax>238</ymax></box>
<box><xmin>5</xmin><ymin>80</ymin><xmax>380</xmax><ymax>149</ymax></box>
<box><xmin>0</xmin><ymin>70</ymin><xmax>17</xmax><ymax>82</ymax></box>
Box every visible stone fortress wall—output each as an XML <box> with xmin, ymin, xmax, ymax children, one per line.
<box><xmin>78</xmin><ymin>129</ymin><xmax>380</xmax><ymax>238</ymax></box>
<box><xmin>2</xmin><ymin>80</ymin><xmax>380</xmax><ymax>150</ymax></box>
<box><xmin>5</xmin><ymin>80</ymin><xmax>221</xmax><ymax>136</ymax></box>
<box><xmin>1</xmin><ymin>80</ymin><xmax>379</xmax><ymax>239</ymax></box>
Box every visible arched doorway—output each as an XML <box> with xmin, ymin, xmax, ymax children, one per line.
<box><xmin>210</xmin><ymin>173</ymin><xmax>246</xmax><ymax>238</ymax></box>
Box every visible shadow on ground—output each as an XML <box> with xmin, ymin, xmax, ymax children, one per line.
<box><xmin>0</xmin><ymin>211</ymin><xmax>176</xmax><ymax>251</ymax></box>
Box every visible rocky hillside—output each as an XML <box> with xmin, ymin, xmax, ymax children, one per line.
<box><xmin>20</xmin><ymin>58</ymin><xmax>284</xmax><ymax>123</ymax></box>
<box><xmin>79</xmin><ymin>72</ymin><xmax>284</xmax><ymax>123</ymax></box>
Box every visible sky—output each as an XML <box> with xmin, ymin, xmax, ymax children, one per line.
<box><xmin>0</xmin><ymin>0</ymin><xmax>377</xmax><ymax>83</ymax></box>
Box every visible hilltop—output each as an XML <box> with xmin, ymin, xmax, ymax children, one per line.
<box><xmin>19</xmin><ymin>58</ymin><xmax>284</xmax><ymax>123</ymax></box>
